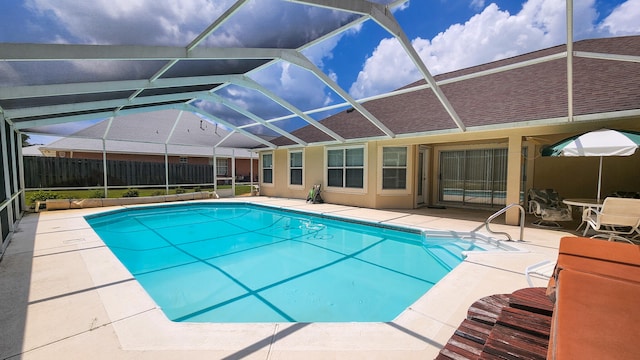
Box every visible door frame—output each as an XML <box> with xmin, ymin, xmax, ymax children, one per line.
<box><xmin>416</xmin><ymin>146</ymin><xmax>429</xmax><ymax>206</ymax></box>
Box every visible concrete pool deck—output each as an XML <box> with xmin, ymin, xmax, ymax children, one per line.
<box><xmin>1</xmin><ymin>197</ymin><xmax>572</xmax><ymax>359</ymax></box>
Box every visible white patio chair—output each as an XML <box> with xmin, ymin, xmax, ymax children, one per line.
<box><xmin>527</xmin><ymin>189</ymin><xmax>573</xmax><ymax>228</ymax></box>
<box><xmin>583</xmin><ymin>197</ymin><xmax>640</xmax><ymax>242</ymax></box>
<box><xmin>525</xmin><ymin>259</ymin><xmax>556</xmax><ymax>287</ymax></box>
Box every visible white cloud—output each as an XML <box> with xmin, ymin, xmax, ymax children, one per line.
<box><xmin>348</xmin><ymin>0</ymin><xmax>635</xmax><ymax>99</ymax></box>
<box><xmin>393</xmin><ymin>1</ymin><xmax>410</xmax><ymax>12</ymax></box>
<box><xmin>20</xmin><ymin>0</ymin><xmax>637</xmax><ymax>133</ymax></box>
<box><xmin>599</xmin><ymin>0</ymin><xmax>640</xmax><ymax>35</ymax></box>
<box><xmin>250</xmin><ymin>61</ymin><xmax>334</xmax><ymax>112</ymax></box>
<box><xmin>21</xmin><ymin>0</ymin><xmax>358</xmax><ymax>131</ymax></box>
<box><xmin>348</xmin><ymin>38</ymin><xmax>417</xmax><ymax>99</ymax></box>
<box><xmin>470</xmin><ymin>0</ymin><xmax>486</xmax><ymax>12</ymax></box>
<box><xmin>302</xmin><ymin>36</ymin><xmax>340</xmax><ymax>68</ymax></box>
<box><xmin>25</xmin><ymin>0</ymin><xmax>228</xmax><ymax>45</ymax></box>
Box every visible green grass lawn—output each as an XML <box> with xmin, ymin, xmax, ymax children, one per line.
<box><xmin>25</xmin><ymin>185</ymin><xmax>252</xmax><ymax>206</ymax></box>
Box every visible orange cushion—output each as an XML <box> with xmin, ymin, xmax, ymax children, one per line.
<box><xmin>556</xmin><ymin>236</ymin><xmax>640</xmax><ymax>281</ymax></box>
<box><xmin>549</xmin><ymin>269</ymin><xmax>640</xmax><ymax>359</ymax></box>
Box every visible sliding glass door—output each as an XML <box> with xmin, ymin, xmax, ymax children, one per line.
<box><xmin>439</xmin><ymin>148</ymin><xmax>508</xmax><ymax>207</ymax></box>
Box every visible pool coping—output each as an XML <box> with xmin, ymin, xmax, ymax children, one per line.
<box><xmin>3</xmin><ymin>197</ymin><xmax>570</xmax><ymax>359</ymax></box>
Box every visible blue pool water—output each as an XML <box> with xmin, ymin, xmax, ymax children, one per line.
<box><xmin>85</xmin><ymin>203</ymin><xmax>486</xmax><ymax>323</ymax></box>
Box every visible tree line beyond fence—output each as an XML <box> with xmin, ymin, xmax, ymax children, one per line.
<box><xmin>24</xmin><ymin>156</ymin><xmax>227</xmax><ymax>188</ymax></box>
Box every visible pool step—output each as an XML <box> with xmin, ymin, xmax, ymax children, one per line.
<box><xmin>424</xmin><ymin>244</ymin><xmax>465</xmax><ymax>270</ymax></box>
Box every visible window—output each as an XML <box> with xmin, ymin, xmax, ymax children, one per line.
<box><xmin>179</xmin><ymin>157</ymin><xmax>188</xmax><ymax>164</ymax></box>
<box><xmin>327</xmin><ymin>146</ymin><xmax>364</xmax><ymax>188</ymax></box>
<box><xmin>216</xmin><ymin>158</ymin><xmax>228</xmax><ymax>176</ymax></box>
<box><xmin>262</xmin><ymin>153</ymin><xmax>273</xmax><ymax>184</ymax></box>
<box><xmin>289</xmin><ymin>151</ymin><xmax>303</xmax><ymax>186</ymax></box>
<box><xmin>382</xmin><ymin>147</ymin><xmax>407</xmax><ymax>189</ymax></box>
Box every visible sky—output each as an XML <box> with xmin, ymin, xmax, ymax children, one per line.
<box><xmin>1</xmin><ymin>0</ymin><xmax>639</xmax><ymax>144</ymax></box>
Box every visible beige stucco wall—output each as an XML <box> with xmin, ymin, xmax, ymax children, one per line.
<box><xmin>260</xmin><ymin>142</ymin><xmax>416</xmax><ymax>209</ymax></box>
<box><xmin>533</xmin><ymin>148</ymin><xmax>640</xmax><ymax>199</ymax></box>
<box><xmin>259</xmin><ymin>118</ymin><xmax>640</xmax><ymax>217</ymax></box>
<box><xmin>260</xmin><ymin>144</ymin><xmax>378</xmax><ymax>207</ymax></box>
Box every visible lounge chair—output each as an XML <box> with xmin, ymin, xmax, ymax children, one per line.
<box><xmin>525</xmin><ymin>259</ymin><xmax>556</xmax><ymax>287</ymax></box>
<box><xmin>546</xmin><ymin>236</ymin><xmax>640</xmax><ymax>359</ymax></box>
<box><xmin>583</xmin><ymin>197</ymin><xmax>640</xmax><ymax>242</ymax></box>
<box><xmin>527</xmin><ymin>189</ymin><xmax>572</xmax><ymax>228</ymax></box>
<box><xmin>306</xmin><ymin>184</ymin><xmax>323</xmax><ymax>204</ymax></box>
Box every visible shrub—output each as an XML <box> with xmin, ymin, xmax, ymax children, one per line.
<box><xmin>194</xmin><ymin>186</ymin><xmax>201</xmax><ymax>192</ymax></box>
<box><xmin>29</xmin><ymin>190</ymin><xmax>60</xmax><ymax>203</ymax></box>
<box><xmin>151</xmin><ymin>190</ymin><xmax>164</xmax><ymax>196</ymax></box>
<box><xmin>89</xmin><ymin>189</ymin><xmax>105</xmax><ymax>198</ymax></box>
<box><xmin>122</xmin><ymin>188</ymin><xmax>139</xmax><ymax>197</ymax></box>
<box><xmin>175</xmin><ymin>187</ymin><xmax>186</xmax><ymax>194</ymax></box>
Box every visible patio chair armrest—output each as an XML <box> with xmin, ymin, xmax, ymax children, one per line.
<box><xmin>582</xmin><ymin>207</ymin><xmax>600</xmax><ymax>220</ymax></box>
<box><xmin>528</xmin><ymin>199</ymin><xmax>543</xmax><ymax>214</ymax></box>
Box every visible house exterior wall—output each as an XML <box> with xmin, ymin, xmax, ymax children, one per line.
<box><xmin>532</xmin><ymin>149</ymin><xmax>640</xmax><ymax>200</ymax></box>
<box><xmin>57</xmin><ymin>150</ymin><xmax>198</xmax><ymax>164</ymax></box>
<box><xmin>260</xmin><ymin>142</ymin><xmax>415</xmax><ymax>209</ymax></box>
<box><xmin>317</xmin><ymin>142</ymin><xmax>378</xmax><ymax>208</ymax></box>
<box><xmin>259</xmin><ymin>118</ymin><xmax>640</xmax><ymax>219</ymax></box>
<box><xmin>234</xmin><ymin>157</ymin><xmax>259</xmax><ymax>181</ymax></box>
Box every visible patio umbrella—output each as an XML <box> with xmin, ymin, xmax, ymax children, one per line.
<box><xmin>541</xmin><ymin>128</ymin><xmax>640</xmax><ymax>202</ymax></box>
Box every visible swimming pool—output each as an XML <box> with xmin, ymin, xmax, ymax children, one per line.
<box><xmin>86</xmin><ymin>203</ymin><xmax>493</xmax><ymax>323</ymax></box>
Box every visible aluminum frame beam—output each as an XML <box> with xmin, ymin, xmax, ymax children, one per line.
<box><xmin>5</xmin><ymin>90</ymin><xmax>212</xmax><ymax>119</ymax></box>
<box><xmin>4</xmin><ymin>0</ymin><xmax>637</xmax><ymax>151</ymax></box>
<box><xmin>13</xmin><ymin>103</ymin><xmax>181</xmax><ymax>130</ymax></box>
<box><xmin>1</xmin><ymin>44</ymin><xmax>284</xmax><ymax>62</ymax></box>
<box><xmin>281</xmin><ymin>50</ymin><xmax>395</xmax><ymax>138</ymax></box>
<box><xmin>289</xmin><ymin>0</ymin><xmax>466</xmax><ymax>132</ymax></box>
<box><xmin>574</xmin><ymin>51</ymin><xmax>640</xmax><ymax>63</ymax></box>
<box><xmin>0</xmin><ymin>75</ymin><xmax>235</xmax><ymax>100</ymax></box>
<box><xmin>184</xmin><ymin>104</ymin><xmax>277</xmax><ymax>148</ymax></box>
<box><xmin>128</xmin><ymin>1</ymin><xmax>251</xmax><ymax>108</ymax></box>
<box><xmin>201</xmin><ymin>93</ymin><xmax>308</xmax><ymax>146</ymax></box>
<box><xmin>232</xmin><ymin>76</ymin><xmax>345</xmax><ymax>142</ymax></box>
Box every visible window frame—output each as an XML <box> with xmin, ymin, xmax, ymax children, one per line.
<box><xmin>261</xmin><ymin>152</ymin><xmax>274</xmax><ymax>185</ymax></box>
<box><xmin>288</xmin><ymin>149</ymin><xmax>304</xmax><ymax>188</ymax></box>
<box><xmin>379</xmin><ymin>146</ymin><xmax>409</xmax><ymax>192</ymax></box>
<box><xmin>215</xmin><ymin>158</ymin><xmax>228</xmax><ymax>176</ymax></box>
<box><xmin>324</xmin><ymin>145</ymin><xmax>367</xmax><ymax>193</ymax></box>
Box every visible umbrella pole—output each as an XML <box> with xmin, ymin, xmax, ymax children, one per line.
<box><xmin>597</xmin><ymin>156</ymin><xmax>603</xmax><ymax>202</ymax></box>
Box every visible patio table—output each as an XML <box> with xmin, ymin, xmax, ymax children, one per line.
<box><xmin>563</xmin><ymin>198</ymin><xmax>605</xmax><ymax>235</ymax></box>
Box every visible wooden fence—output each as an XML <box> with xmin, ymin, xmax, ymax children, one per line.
<box><xmin>24</xmin><ymin>157</ymin><xmax>216</xmax><ymax>188</ymax></box>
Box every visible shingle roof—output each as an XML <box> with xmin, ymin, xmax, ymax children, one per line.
<box><xmin>42</xmin><ymin>109</ymin><xmax>257</xmax><ymax>157</ymax></box>
<box><xmin>271</xmin><ymin>36</ymin><xmax>640</xmax><ymax>146</ymax></box>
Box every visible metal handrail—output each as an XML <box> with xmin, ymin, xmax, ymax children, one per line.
<box><xmin>473</xmin><ymin>203</ymin><xmax>525</xmax><ymax>241</ymax></box>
